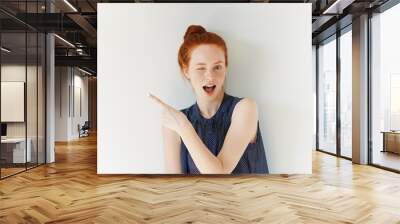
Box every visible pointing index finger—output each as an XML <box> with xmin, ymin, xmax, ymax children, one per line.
<box><xmin>148</xmin><ymin>93</ymin><xmax>168</xmax><ymax>108</ymax></box>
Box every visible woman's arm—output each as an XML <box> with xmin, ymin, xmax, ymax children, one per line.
<box><xmin>179</xmin><ymin>98</ymin><xmax>258</xmax><ymax>174</ymax></box>
<box><xmin>163</xmin><ymin>126</ymin><xmax>183</xmax><ymax>174</ymax></box>
<box><xmin>150</xmin><ymin>94</ymin><xmax>258</xmax><ymax>174</ymax></box>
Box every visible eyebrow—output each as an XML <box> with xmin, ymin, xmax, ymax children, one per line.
<box><xmin>195</xmin><ymin>61</ymin><xmax>224</xmax><ymax>66</ymax></box>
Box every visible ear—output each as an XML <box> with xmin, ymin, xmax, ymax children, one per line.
<box><xmin>182</xmin><ymin>66</ymin><xmax>190</xmax><ymax>80</ymax></box>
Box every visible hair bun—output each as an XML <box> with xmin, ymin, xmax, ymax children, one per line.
<box><xmin>184</xmin><ymin>25</ymin><xmax>206</xmax><ymax>41</ymax></box>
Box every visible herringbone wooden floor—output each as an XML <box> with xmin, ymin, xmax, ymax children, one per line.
<box><xmin>1</xmin><ymin>134</ymin><xmax>400</xmax><ymax>223</ymax></box>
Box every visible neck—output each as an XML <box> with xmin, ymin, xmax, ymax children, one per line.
<box><xmin>197</xmin><ymin>90</ymin><xmax>225</xmax><ymax>119</ymax></box>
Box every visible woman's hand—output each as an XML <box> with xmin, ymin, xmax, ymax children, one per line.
<box><xmin>149</xmin><ymin>93</ymin><xmax>189</xmax><ymax>135</ymax></box>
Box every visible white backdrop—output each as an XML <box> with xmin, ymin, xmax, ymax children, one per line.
<box><xmin>98</xmin><ymin>3</ymin><xmax>313</xmax><ymax>174</ymax></box>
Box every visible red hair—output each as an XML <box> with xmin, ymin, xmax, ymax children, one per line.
<box><xmin>178</xmin><ymin>25</ymin><xmax>228</xmax><ymax>74</ymax></box>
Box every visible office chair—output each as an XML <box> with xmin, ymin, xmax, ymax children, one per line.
<box><xmin>79</xmin><ymin>121</ymin><xmax>90</xmax><ymax>138</ymax></box>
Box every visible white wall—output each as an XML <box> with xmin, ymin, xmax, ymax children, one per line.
<box><xmin>71</xmin><ymin>72</ymin><xmax>89</xmax><ymax>138</ymax></box>
<box><xmin>98</xmin><ymin>3</ymin><xmax>313</xmax><ymax>174</ymax></box>
<box><xmin>312</xmin><ymin>45</ymin><xmax>317</xmax><ymax>150</ymax></box>
<box><xmin>55</xmin><ymin>67</ymin><xmax>69</xmax><ymax>141</ymax></box>
<box><xmin>55</xmin><ymin>67</ymin><xmax>89</xmax><ymax>141</ymax></box>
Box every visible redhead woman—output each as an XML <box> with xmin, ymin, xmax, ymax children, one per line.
<box><xmin>150</xmin><ymin>25</ymin><xmax>268</xmax><ymax>174</ymax></box>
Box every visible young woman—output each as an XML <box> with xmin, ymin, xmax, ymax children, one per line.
<box><xmin>150</xmin><ymin>25</ymin><xmax>268</xmax><ymax>174</ymax></box>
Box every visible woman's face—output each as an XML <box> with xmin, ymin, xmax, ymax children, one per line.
<box><xmin>184</xmin><ymin>44</ymin><xmax>227</xmax><ymax>101</ymax></box>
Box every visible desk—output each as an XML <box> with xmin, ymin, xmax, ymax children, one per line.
<box><xmin>1</xmin><ymin>138</ymin><xmax>31</xmax><ymax>163</ymax></box>
<box><xmin>381</xmin><ymin>131</ymin><xmax>400</xmax><ymax>154</ymax></box>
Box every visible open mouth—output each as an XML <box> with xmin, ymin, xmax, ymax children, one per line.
<box><xmin>203</xmin><ymin>85</ymin><xmax>216</xmax><ymax>95</ymax></box>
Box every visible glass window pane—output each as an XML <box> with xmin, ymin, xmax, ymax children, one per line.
<box><xmin>1</xmin><ymin>32</ymin><xmax>27</xmax><ymax>177</ymax></box>
<box><xmin>318</xmin><ymin>37</ymin><xmax>337</xmax><ymax>154</ymax></box>
<box><xmin>27</xmin><ymin>31</ymin><xmax>38</xmax><ymax>169</ymax></box>
<box><xmin>340</xmin><ymin>29</ymin><xmax>352</xmax><ymax>158</ymax></box>
<box><xmin>371</xmin><ymin>3</ymin><xmax>400</xmax><ymax>171</ymax></box>
<box><xmin>0</xmin><ymin>1</ymin><xmax>46</xmax><ymax>179</ymax></box>
<box><xmin>38</xmin><ymin>32</ymin><xmax>45</xmax><ymax>165</ymax></box>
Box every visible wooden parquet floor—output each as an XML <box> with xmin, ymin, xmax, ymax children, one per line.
<box><xmin>1</xmin><ymin>134</ymin><xmax>400</xmax><ymax>223</ymax></box>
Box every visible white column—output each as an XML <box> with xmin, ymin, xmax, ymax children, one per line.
<box><xmin>45</xmin><ymin>0</ymin><xmax>56</xmax><ymax>163</ymax></box>
<box><xmin>46</xmin><ymin>33</ymin><xmax>55</xmax><ymax>163</ymax></box>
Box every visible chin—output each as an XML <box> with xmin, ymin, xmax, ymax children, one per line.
<box><xmin>205</xmin><ymin>89</ymin><xmax>222</xmax><ymax>99</ymax></box>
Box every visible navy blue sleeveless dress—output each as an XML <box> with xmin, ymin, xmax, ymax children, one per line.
<box><xmin>180</xmin><ymin>93</ymin><xmax>269</xmax><ymax>174</ymax></box>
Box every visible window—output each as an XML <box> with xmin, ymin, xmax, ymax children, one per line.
<box><xmin>340</xmin><ymin>29</ymin><xmax>352</xmax><ymax>158</ymax></box>
<box><xmin>371</xmin><ymin>2</ymin><xmax>400</xmax><ymax>171</ymax></box>
<box><xmin>318</xmin><ymin>37</ymin><xmax>337</xmax><ymax>154</ymax></box>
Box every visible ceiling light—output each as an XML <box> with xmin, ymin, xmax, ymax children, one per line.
<box><xmin>54</xmin><ymin>34</ymin><xmax>75</xmax><ymax>48</ymax></box>
<box><xmin>1</xmin><ymin>47</ymin><xmax>11</xmax><ymax>53</ymax></box>
<box><xmin>322</xmin><ymin>0</ymin><xmax>354</xmax><ymax>14</ymax></box>
<box><xmin>78</xmin><ymin>67</ymin><xmax>93</xmax><ymax>76</ymax></box>
<box><xmin>63</xmin><ymin>0</ymin><xmax>78</xmax><ymax>12</ymax></box>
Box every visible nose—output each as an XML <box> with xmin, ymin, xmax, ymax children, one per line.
<box><xmin>204</xmin><ymin>69</ymin><xmax>214</xmax><ymax>81</ymax></box>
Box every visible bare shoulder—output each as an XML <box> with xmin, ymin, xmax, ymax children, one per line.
<box><xmin>232</xmin><ymin>97</ymin><xmax>258</xmax><ymax>120</ymax></box>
